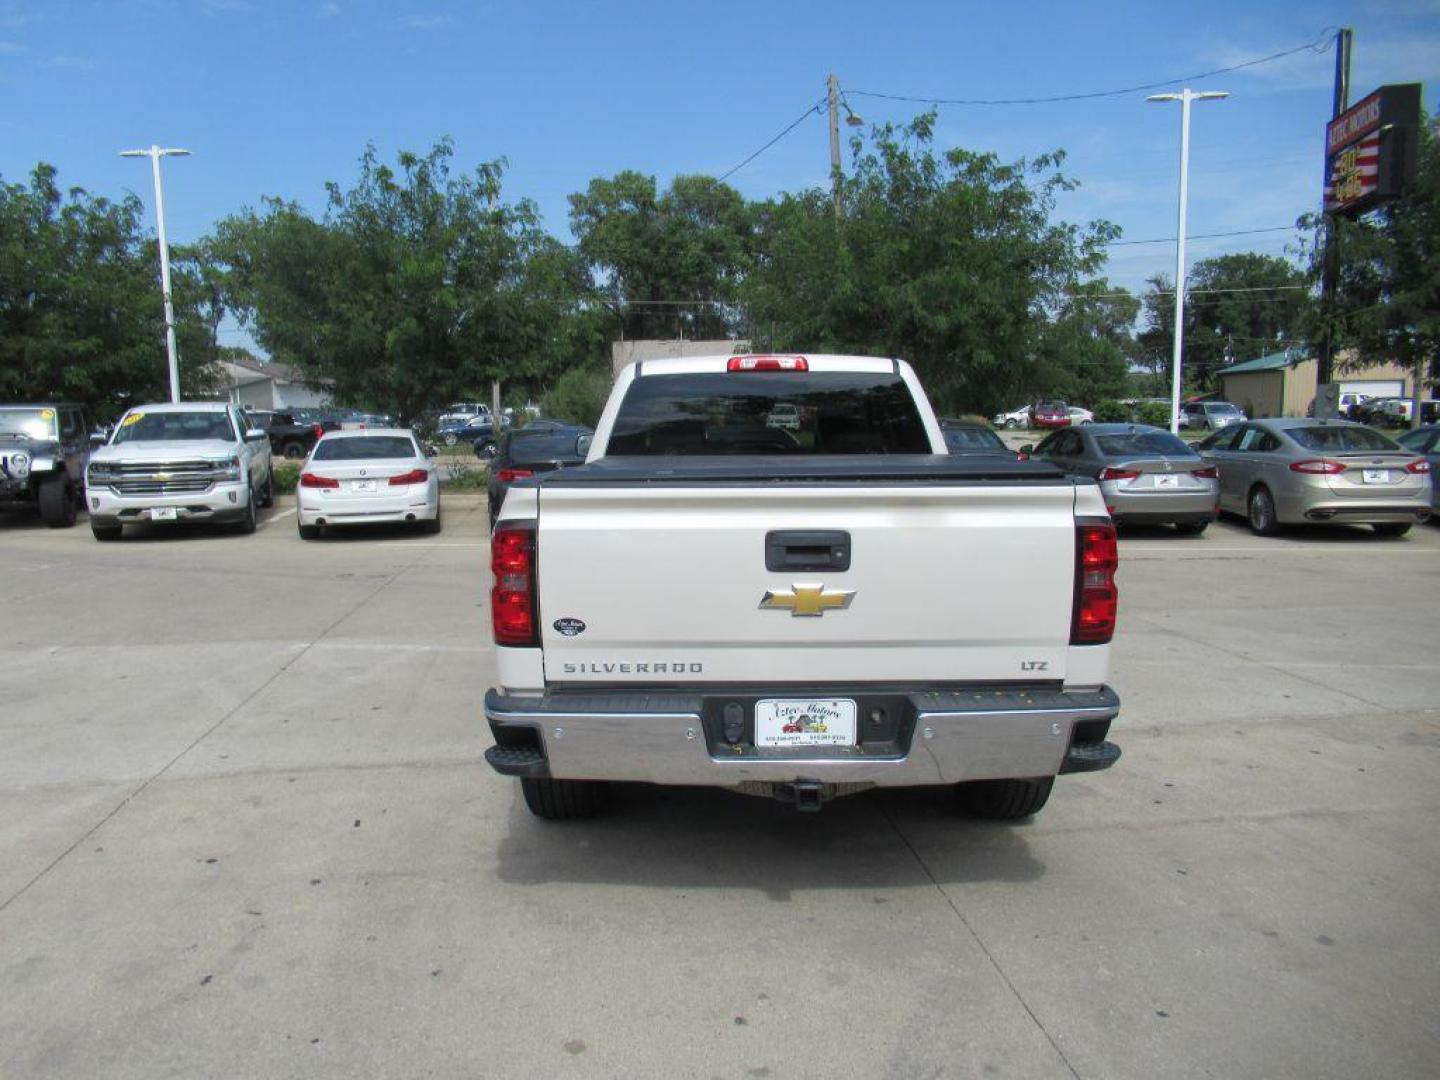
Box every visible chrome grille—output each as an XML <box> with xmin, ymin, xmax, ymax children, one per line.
<box><xmin>96</xmin><ymin>459</ymin><xmax>229</xmax><ymax>496</ymax></box>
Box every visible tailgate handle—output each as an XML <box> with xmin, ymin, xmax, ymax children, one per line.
<box><xmin>765</xmin><ymin>531</ymin><xmax>851</xmax><ymax>572</ymax></box>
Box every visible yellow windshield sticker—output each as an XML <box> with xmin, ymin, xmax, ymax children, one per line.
<box><xmin>40</xmin><ymin>408</ymin><xmax>55</xmax><ymax>420</ymax></box>
<box><xmin>121</xmin><ymin>413</ymin><xmax>144</xmax><ymax>427</ymax></box>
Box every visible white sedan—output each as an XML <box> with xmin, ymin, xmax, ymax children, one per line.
<box><xmin>296</xmin><ymin>429</ymin><xmax>440</xmax><ymax>539</ymax></box>
<box><xmin>1067</xmin><ymin>406</ymin><xmax>1094</xmax><ymax>425</ymax></box>
<box><xmin>992</xmin><ymin>405</ymin><xmax>1032</xmax><ymax>429</ymax></box>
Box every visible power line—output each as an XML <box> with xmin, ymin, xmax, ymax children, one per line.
<box><xmin>846</xmin><ymin>31</ymin><xmax>1335</xmax><ymax>107</ymax></box>
<box><xmin>1107</xmin><ymin>226</ymin><xmax>1297</xmax><ymax>247</ymax></box>
<box><xmin>718</xmin><ymin>95</ymin><xmax>829</xmax><ymax>181</ymax></box>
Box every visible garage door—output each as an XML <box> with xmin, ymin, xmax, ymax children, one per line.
<box><xmin>1340</xmin><ymin>380</ymin><xmax>1404</xmax><ymax>397</ymax></box>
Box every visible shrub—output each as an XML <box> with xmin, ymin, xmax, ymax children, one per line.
<box><xmin>1093</xmin><ymin>400</ymin><xmax>1129</xmax><ymax>423</ymax></box>
<box><xmin>273</xmin><ymin>461</ymin><xmax>300</xmax><ymax>494</ymax></box>
<box><xmin>542</xmin><ymin>366</ymin><xmax>613</xmax><ymax>428</ymax></box>
<box><xmin>1134</xmin><ymin>402</ymin><xmax>1172</xmax><ymax>427</ymax></box>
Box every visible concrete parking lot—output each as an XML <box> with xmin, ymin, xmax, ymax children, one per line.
<box><xmin>1</xmin><ymin>497</ymin><xmax>1437</xmax><ymax>1079</ymax></box>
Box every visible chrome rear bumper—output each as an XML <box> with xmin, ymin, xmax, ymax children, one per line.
<box><xmin>484</xmin><ymin>685</ymin><xmax>1120</xmax><ymax>787</ymax></box>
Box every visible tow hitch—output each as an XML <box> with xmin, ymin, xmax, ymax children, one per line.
<box><xmin>780</xmin><ymin>780</ymin><xmax>829</xmax><ymax>812</ymax></box>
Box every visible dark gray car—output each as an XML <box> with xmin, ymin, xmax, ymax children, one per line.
<box><xmin>0</xmin><ymin>403</ymin><xmax>95</xmax><ymax>527</ymax></box>
<box><xmin>1026</xmin><ymin>423</ymin><xmax>1218</xmax><ymax>533</ymax></box>
<box><xmin>1199</xmin><ymin>418</ymin><xmax>1432</xmax><ymax>537</ymax></box>
<box><xmin>1395</xmin><ymin>425</ymin><xmax>1440</xmax><ymax>513</ymax></box>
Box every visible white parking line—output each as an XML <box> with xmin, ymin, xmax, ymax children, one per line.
<box><xmin>257</xmin><ymin>508</ymin><xmax>297</xmax><ymax>529</ymax></box>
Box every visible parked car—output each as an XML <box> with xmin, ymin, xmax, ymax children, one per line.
<box><xmin>437</xmin><ymin>402</ymin><xmax>493</xmax><ymax>427</ymax></box>
<box><xmin>487</xmin><ymin>423</ymin><xmax>592</xmax><ymax>527</ymax></box>
<box><xmin>296</xmin><ymin>429</ymin><xmax>439</xmax><ymax>539</ymax></box>
<box><xmin>1395</xmin><ymin>425</ymin><xmax>1440</xmax><ymax>513</ymax></box>
<box><xmin>1025</xmin><ymin>423</ymin><xmax>1218</xmax><ymax>534</ymax></box>
<box><xmin>0</xmin><ymin>402</ymin><xmax>95</xmax><ymax>527</ymax></box>
<box><xmin>262</xmin><ymin>412</ymin><xmax>332</xmax><ymax>460</ymax></box>
<box><xmin>766</xmin><ymin>402</ymin><xmax>802</xmax><ymax>431</ymax></box>
<box><xmin>939</xmin><ymin>419</ymin><xmax>1013</xmax><ymax>456</ymax></box>
<box><xmin>438</xmin><ymin>415</ymin><xmax>499</xmax><ymax>448</ymax></box>
<box><xmin>1180</xmin><ymin>401</ymin><xmax>1246</xmax><ymax>431</ymax></box>
<box><xmin>992</xmin><ymin>404</ymin><xmax>1032</xmax><ymax>429</ymax></box>
<box><xmin>1067</xmin><ymin>406</ymin><xmax>1094</xmax><ymax>425</ymax></box>
<box><xmin>1198</xmin><ymin>418</ymin><xmax>1431</xmax><ymax>537</ymax></box>
<box><xmin>1030</xmin><ymin>401</ymin><xmax>1071</xmax><ymax>429</ymax></box>
<box><xmin>85</xmin><ymin>402</ymin><xmax>274</xmax><ymax>541</ymax></box>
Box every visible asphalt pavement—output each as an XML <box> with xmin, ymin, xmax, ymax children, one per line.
<box><xmin>1</xmin><ymin>496</ymin><xmax>1437</xmax><ymax>1079</ymax></box>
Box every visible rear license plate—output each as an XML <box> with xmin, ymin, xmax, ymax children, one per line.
<box><xmin>1154</xmin><ymin>474</ymin><xmax>1180</xmax><ymax>488</ymax></box>
<box><xmin>150</xmin><ymin>506</ymin><xmax>178</xmax><ymax>521</ymax></box>
<box><xmin>754</xmin><ymin>699</ymin><xmax>857</xmax><ymax>748</ymax></box>
<box><xmin>350</xmin><ymin>480</ymin><xmax>378</xmax><ymax>493</ymax></box>
<box><xmin>1362</xmin><ymin>469</ymin><xmax>1390</xmax><ymax>484</ymax></box>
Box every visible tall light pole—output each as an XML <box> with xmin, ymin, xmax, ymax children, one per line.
<box><xmin>120</xmin><ymin>146</ymin><xmax>191</xmax><ymax>403</ymax></box>
<box><xmin>1146</xmin><ymin>90</ymin><xmax>1227</xmax><ymax>433</ymax></box>
<box><xmin>826</xmin><ymin>74</ymin><xmax>864</xmax><ymax>223</ymax></box>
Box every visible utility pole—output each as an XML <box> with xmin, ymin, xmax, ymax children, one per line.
<box><xmin>828</xmin><ymin>72</ymin><xmax>842</xmax><ymax>221</ymax></box>
<box><xmin>1317</xmin><ymin>28</ymin><xmax>1352</xmax><ymax>391</ymax></box>
<box><xmin>120</xmin><ymin>146</ymin><xmax>191</xmax><ymax>403</ymax></box>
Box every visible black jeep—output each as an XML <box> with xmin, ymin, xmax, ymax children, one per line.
<box><xmin>0</xmin><ymin>403</ymin><xmax>96</xmax><ymax>527</ymax></box>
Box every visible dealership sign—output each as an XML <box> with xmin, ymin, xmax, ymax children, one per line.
<box><xmin>1324</xmin><ymin>84</ymin><xmax>1422</xmax><ymax>216</ymax></box>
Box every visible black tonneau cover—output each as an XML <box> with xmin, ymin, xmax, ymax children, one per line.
<box><xmin>533</xmin><ymin>454</ymin><xmax>1071</xmax><ymax>486</ymax></box>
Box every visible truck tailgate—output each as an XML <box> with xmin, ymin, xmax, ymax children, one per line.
<box><xmin>534</xmin><ymin>482</ymin><xmax>1079</xmax><ymax>684</ymax></box>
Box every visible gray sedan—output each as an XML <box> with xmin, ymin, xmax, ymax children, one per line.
<box><xmin>1025</xmin><ymin>423</ymin><xmax>1218</xmax><ymax>533</ymax></box>
<box><xmin>1199</xmin><ymin>418</ymin><xmax>1432</xmax><ymax>537</ymax></box>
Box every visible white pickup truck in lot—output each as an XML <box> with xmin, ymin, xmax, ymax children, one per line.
<box><xmin>483</xmin><ymin>354</ymin><xmax>1121</xmax><ymax>819</ymax></box>
<box><xmin>85</xmin><ymin>401</ymin><xmax>275</xmax><ymax>541</ymax></box>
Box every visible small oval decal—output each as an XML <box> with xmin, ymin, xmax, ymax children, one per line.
<box><xmin>553</xmin><ymin>617</ymin><xmax>587</xmax><ymax>637</ymax></box>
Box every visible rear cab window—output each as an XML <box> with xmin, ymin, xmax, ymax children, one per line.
<box><xmin>1095</xmin><ymin>431</ymin><xmax>1195</xmax><ymax>457</ymax></box>
<box><xmin>1287</xmin><ymin>426</ymin><xmax>1401</xmax><ymax>453</ymax></box>
<box><xmin>606</xmin><ymin>371</ymin><xmax>930</xmax><ymax>455</ymax></box>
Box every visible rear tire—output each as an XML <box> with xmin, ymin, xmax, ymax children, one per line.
<box><xmin>419</xmin><ymin>501</ymin><xmax>442</xmax><ymax>534</ymax></box>
<box><xmin>1372</xmin><ymin>522</ymin><xmax>1412</xmax><ymax>538</ymax></box>
<box><xmin>1174</xmin><ymin>520</ymin><xmax>1208</xmax><ymax>536</ymax></box>
<box><xmin>957</xmin><ymin>777</ymin><xmax>1053</xmax><ymax>820</ymax></box>
<box><xmin>91</xmin><ymin>520</ymin><xmax>122</xmax><ymax>542</ymax></box>
<box><xmin>282</xmin><ymin>442</ymin><xmax>306</xmax><ymax>460</ymax></box>
<box><xmin>1004</xmin><ymin>418</ymin><xmax>1020</xmax><ymax>430</ymax></box>
<box><xmin>38</xmin><ymin>476</ymin><xmax>77</xmax><ymax>527</ymax></box>
<box><xmin>297</xmin><ymin>518</ymin><xmax>320</xmax><ymax>540</ymax></box>
<box><xmin>1247</xmin><ymin>486</ymin><xmax>1280</xmax><ymax>536</ymax></box>
<box><xmin>520</xmin><ymin>777</ymin><xmax>606</xmax><ymax>820</ymax></box>
<box><xmin>258</xmin><ymin>467</ymin><xmax>275</xmax><ymax>508</ymax></box>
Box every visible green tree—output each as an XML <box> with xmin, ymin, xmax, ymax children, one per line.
<box><xmin>568</xmin><ymin>172</ymin><xmax>752</xmax><ymax>340</ymax></box>
<box><xmin>1303</xmin><ymin>118</ymin><xmax>1439</xmax><ymax>400</ymax></box>
<box><xmin>740</xmin><ymin>114</ymin><xmax>1119</xmax><ymax>415</ymax></box>
<box><xmin>1032</xmin><ymin>280</ymin><xmax>1138</xmax><ymax>404</ymax></box>
<box><xmin>1139</xmin><ymin>253</ymin><xmax>1311</xmax><ymax>394</ymax></box>
<box><xmin>0</xmin><ymin>163</ymin><xmax>218</xmax><ymax>418</ymax></box>
<box><xmin>216</xmin><ymin>140</ymin><xmax>585</xmax><ymax>424</ymax></box>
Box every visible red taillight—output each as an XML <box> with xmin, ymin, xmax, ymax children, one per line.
<box><xmin>1072</xmin><ymin>519</ymin><xmax>1118</xmax><ymax>645</ymax></box>
<box><xmin>1099</xmin><ymin>467</ymin><xmax>1140</xmax><ymax>481</ymax></box>
<box><xmin>300</xmin><ymin>472</ymin><xmax>339</xmax><ymax>489</ymax></box>
<box><xmin>312</xmin><ymin>424</ymin><xmax>324</xmax><ymax>439</ymax></box>
<box><xmin>387</xmin><ymin>468</ymin><xmax>428</xmax><ymax>486</ymax></box>
<box><xmin>1191</xmin><ymin>466</ymin><xmax>1218</xmax><ymax>479</ymax></box>
<box><xmin>491</xmin><ymin>521</ymin><xmax>538</xmax><ymax>647</ymax></box>
<box><xmin>1406</xmin><ymin>459</ymin><xmax>1431</xmax><ymax>474</ymax></box>
<box><xmin>727</xmin><ymin>355</ymin><xmax>808</xmax><ymax>372</ymax></box>
<box><xmin>496</xmin><ymin>468</ymin><xmax>534</xmax><ymax>483</ymax></box>
<box><xmin>1290</xmin><ymin>459</ymin><xmax>1345</xmax><ymax>475</ymax></box>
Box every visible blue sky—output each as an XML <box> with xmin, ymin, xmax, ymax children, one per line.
<box><xmin>2</xmin><ymin>0</ymin><xmax>1437</xmax><ymax>358</ymax></box>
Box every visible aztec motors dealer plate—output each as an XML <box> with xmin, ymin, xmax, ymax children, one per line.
<box><xmin>754</xmin><ymin>698</ymin><xmax>857</xmax><ymax>748</ymax></box>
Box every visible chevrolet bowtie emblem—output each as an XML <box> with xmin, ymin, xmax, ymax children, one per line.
<box><xmin>154</xmin><ymin>472</ymin><xmax>171</xmax><ymax>481</ymax></box>
<box><xmin>760</xmin><ymin>584</ymin><xmax>855</xmax><ymax>617</ymax></box>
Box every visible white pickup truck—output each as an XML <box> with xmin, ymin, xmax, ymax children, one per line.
<box><xmin>85</xmin><ymin>401</ymin><xmax>275</xmax><ymax>541</ymax></box>
<box><xmin>484</xmin><ymin>354</ymin><xmax>1121</xmax><ymax>819</ymax></box>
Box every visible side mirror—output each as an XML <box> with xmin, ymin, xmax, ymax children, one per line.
<box><xmin>90</xmin><ymin>433</ymin><xmax>108</xmax><ymax>448</ymax></box>
<box><xmin>1019</xmin><ymin>444</ymin><xmax>1035</xmax><ymax>456</ymax></box>
<box><xmin>424</xmin><ymin>444</ymin><xmax>438</xmax><ymax>457</ymax></box>
<box><xmin>575</xmin><ymin>434</ymin><xmax>593</xmax><ymax>457</ymax></box>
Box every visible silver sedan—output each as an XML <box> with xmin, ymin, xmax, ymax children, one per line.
<box><xmin>1025</xmin><ymin>423</ymin><xmax>1219</xmax><ymax>534</ymax></box>
<box><xmin>296</xmin><ymin>429</ymin><xmax>440</xmax><ymax>539</ymax></box>
<box><xmin>1199</xmin><ymin>418</ymin><xmax>1432</xmax><ymax>537</ymax></box>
